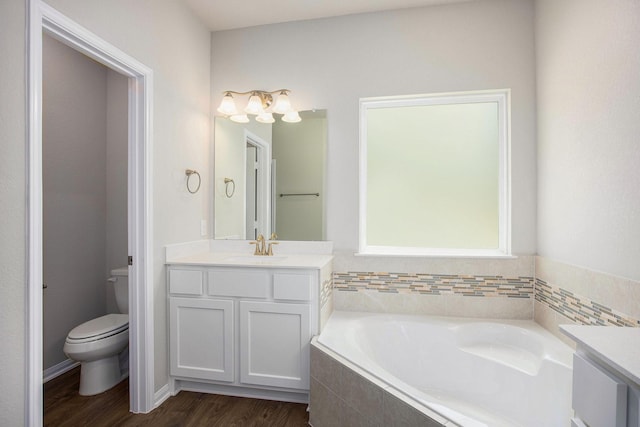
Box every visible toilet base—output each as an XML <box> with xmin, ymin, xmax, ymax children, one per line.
<box><xmin>79</xmin><ymin>355</ymin><xmax>128</xmax><ymax>396</ymax></box>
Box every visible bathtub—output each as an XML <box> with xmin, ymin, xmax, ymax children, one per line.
<box><xmin>313</xmin><ymin>311</ymin><xmax>573</xmax><ymax>427</ymax></box>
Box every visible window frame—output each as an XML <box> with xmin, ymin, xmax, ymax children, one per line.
<box><xmin>358</xmin><ymin>89</ymin><xmax>512</xmax><ymax>258</ymax></box>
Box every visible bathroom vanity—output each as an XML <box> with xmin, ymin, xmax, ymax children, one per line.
<box><xmin>561</xmin><ymin>325</ymin><xmax>640</xmax><ymax>427</ymax></box>
<box><xmin>165</xmin><ymin>240</ymin><xmax>333</xmax><ymax>403</ymax></box>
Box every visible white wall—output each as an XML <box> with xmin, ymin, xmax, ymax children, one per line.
<box><xmin>536</xmin><ymin>0</ymin><xmax>640</xmax><ymax>281</ymax></box>
<box><xmin>42</xmin><ymin>35</ymin><xmax>109</xmax><ymax>370</ymax></box>
<box><xmin>211</xmin><ymin>0</ymin><xmax>537</xmax><ymax>270</ymax></box>
<box><xmin>36</xmin><ymin>0</ymin><xmax>212</xmax><ymax>393</ymax></box>
<box><xmin>0</xmin><ymin>0</ymin><xmax>27</xmax><ymax>423</ymax></box>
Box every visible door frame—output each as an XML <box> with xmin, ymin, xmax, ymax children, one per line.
<box><xmin>243</xmin><ymin>130</ymin><xmax>271</xmax><ymax>239</ymax></box>
<box><xmin>27</xmin><ymin>1</ymin><xmax>155</xmax><ymax>424</ymax></box>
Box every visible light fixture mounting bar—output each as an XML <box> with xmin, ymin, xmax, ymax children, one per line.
<box><xmin>222</xmin><ymin>89</ymin><xmax>290</xmax><ymax>96</ymax></box>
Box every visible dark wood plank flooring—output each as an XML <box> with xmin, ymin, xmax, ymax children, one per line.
<box><xmin>45</xmin><ymin>368</ymin><xmax>309</xmax><ymax>426</ymax></box>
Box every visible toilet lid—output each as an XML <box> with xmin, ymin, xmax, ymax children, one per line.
<box><xmin>67</xmin><ymin>314</ymin><xmax>129</xmax><ymax>342</ymax></box>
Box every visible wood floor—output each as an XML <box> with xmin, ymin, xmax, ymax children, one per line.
<box><xmin>44</xmin><ymin>368</ymin><xmax>309</xmax><ymax>426</ymax></box>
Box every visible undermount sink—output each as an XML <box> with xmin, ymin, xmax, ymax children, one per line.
<box><xmin>224</xmin><ymin>255</ymin><xmax>288</xmax><ymax>263</ymax></box>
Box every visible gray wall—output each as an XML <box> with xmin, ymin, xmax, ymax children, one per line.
<box><xmin>211</xmin><ymin>0</ymin><xmax>538</xmax><ymax>268</ymax></box>
<box><xmin>43</xmin><ymin>35</ymin><xmax>108</xmax><ymax>370</ymax></box>
<box><xmin>0</xmin><ymin>0</ymin><xmax>27</xmax><ymax>424</ymax></box>
<box><xmin>105</xmin><ymin>69</ymin><xmax>129</xmax><ymax>312</ymax></box>
<box><xmin>536</xmin><ymin>0</ymin><xmax>640</xmax><ymax>281</ymax></box>
<box><xmin>42</xmin><ymin>35</ymin><xmax>129</xmax><ymax>371</ymax></box>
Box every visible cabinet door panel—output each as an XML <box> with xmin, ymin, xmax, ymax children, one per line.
<box><xmin>170</xmin><ymin>297</ymin><xmax>234</xmax><ymax>382</ymax></box>
<box><xmin>240</xmin><ymin>301</ymin><xmax>310</xmax><ymax>390</ymax></box>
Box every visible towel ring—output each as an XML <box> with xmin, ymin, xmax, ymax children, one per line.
<box><xmin>224</xmin><ymin>178</ymin><xmax>235</xmax><ymax>198</ymax></box>
<box><xmin>185</xmin><ymin>169</ymin><xmax>201</xmax><ymax>194</ymax></box>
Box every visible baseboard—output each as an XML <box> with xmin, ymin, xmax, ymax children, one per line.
<box><xmin>154</xmin><ymin>383</ymin><xmax>171</xmax><ymax>408</ymax></box>
<box><xmin>173</xmin><ymin>379</ymin><xmax>309</xmax><ymax>404</ymax></box>
<box><xmin>43</xmin><ymin>359</ymin><xmax>80</xmax><ymax>383</ymax></box>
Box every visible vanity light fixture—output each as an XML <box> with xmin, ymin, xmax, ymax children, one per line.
<box><xmin>216</xmin><ymin>90</ymin><xmax>301</xmax><ymax>123</ymax></box>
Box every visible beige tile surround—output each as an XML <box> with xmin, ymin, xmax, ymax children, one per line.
<box><xmin>311</xmin><ymin>256</ymin><xmax>640</xmax><ymax>425</ymax></box>
<box><xmin>329</xmin><ymin>254</ymin><xmax>640</xmax><ymax>342</ymax></box>
<box><xmin>332</xmin><ymin>254</ymin><xmax>535</xmax><ymax>320</ymax></box>
<box><xmin>536</xmin><ymin>256</ymin><xmax>640</xmax><ymax>321</ymax></box>
<box><xmin>534</xmin><ymin>256</ymin><xmax>640</xmax><ymax>343</ymax></box>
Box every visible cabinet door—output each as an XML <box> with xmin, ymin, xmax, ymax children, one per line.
<box><xmin>239</xmin><ymin>301</ymin><xmax>310</xmax><ymax>390</ymax></box>
<box><xmin>170</xmin><ymin>297</ymin><xmax>234</xmax><ymax>382</ymax></box>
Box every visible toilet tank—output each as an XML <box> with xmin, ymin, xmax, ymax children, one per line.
<box><xmin>110</xmin><ymin>267</ymin><xmax>129</xmax><ymax>314</ymax></box>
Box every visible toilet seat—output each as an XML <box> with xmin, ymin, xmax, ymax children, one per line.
<box><xmin>67</xmin><ymin>314</ymin><xmax>129</xmax><ymax>344</ymax></box>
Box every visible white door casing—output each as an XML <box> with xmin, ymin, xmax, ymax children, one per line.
<box><xmin>243</xmin><ymin>130</ymin><xmax>271</xmax><ymax>240</ymax></box>
<box><xmin>27</xmin><ymin>1</ymin><xmax>154</xmax><ymax>424</ymax></box>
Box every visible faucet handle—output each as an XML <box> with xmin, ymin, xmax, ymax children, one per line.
<box><xmin>267</xmin><ymin>241</ymin><xmax>279</xmax><ymax>256</ymax></box>
<box><xmin>249</xmin><ymin>241</ymin><xmax>261</xmax><ymax>255</ymax></box>
<box><xmin>270</xmin><ymin>232</ymin><xmax>278</xmax><ymax>240</ymax></box>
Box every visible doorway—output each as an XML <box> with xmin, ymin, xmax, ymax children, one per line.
<box><xmin>28</xmin><ymin>2</ymin><xmax>154</xmax><ymax>424</ymax></box>
<box><xmin>243</xmin><ymin>131</ymin><xmax>271</xmax><ymax>240</ymax></box>
<box><xmin>41</xmin><ymin>32</ymin><xmax>129</xmax><ymax>387</ymax></box>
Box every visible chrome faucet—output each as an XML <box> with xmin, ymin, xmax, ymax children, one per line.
<box><xmin>250</xmin><ymin>233</ymin><xmax>278</xmax><ymax>256</ymax></box>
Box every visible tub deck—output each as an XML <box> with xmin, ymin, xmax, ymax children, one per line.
<box><xmin>311</xmin><ymin>311</ymin><xmax>574</xmax><ymax>427</ymax></box>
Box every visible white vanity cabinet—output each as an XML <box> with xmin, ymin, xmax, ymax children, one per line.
<box><xmin>169</xmin><ymin>296</ymin><xmax>234</xmax><ymax>382</ymax></box>
<box><xmin>168</xmin><ymin>262</ymin><xmax>326</xmax><ymax>402</ymax></box>
<box><xmin>239</xmin><ymin>300</ymin><xmax>310</xmax><ymax>390</ymax></box>
<box><xmin>561</xmin><ymin>325</ymin><xmax>640</xmax><ymax>427</ymax></box>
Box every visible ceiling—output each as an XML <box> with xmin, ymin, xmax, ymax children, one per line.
<box><xmin>183</xmin><ymin>0</ymin><xmax>475</xmax><ymax>32</ymax></box>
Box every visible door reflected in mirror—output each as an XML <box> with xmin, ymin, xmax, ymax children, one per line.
<box><xmin>214</xmin><ymin>110</ymin><xmax>326</xmax><ymax>241</ymax></box>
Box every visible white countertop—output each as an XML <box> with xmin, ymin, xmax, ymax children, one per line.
<box><xmin>164</xmin><ymin>239</ymin><xmax>333</xmax><ymax>269</ymax></box>
<box><xmin>166</xmin><ymin>251</ymin><xmax>333</xmax><ymax>269</ymax></box>
<box><xmin>561</xmin><ymin>325</ymin><xmax>640</xmax><ymax>385</ymax></box>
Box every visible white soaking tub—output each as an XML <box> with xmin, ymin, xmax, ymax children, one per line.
<box><xmin>316</xmin><ymin>311</ymin><xmax>573</xmax><ymax>427</ymax></box>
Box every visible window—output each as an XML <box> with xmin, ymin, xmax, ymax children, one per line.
<box><xmin>359</xmin><ymin>90</ymin><xmax>511</xmax><ymax>257</ymax></box>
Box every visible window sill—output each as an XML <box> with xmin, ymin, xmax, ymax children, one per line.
<box><xmin>356</xmin><ymin>246</ymin><xmax>516</xmax><ymax>259</ymax></box>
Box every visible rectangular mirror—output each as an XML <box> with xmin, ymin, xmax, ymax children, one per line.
<box><xmin>214</xmin><ymin>110</ymin><xmax>327</xmax><ymax>241</ymax></box>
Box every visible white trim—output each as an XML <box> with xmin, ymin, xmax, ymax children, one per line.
<box><xmin>271</xmin><ymin>158</ymin><xmax>277</xmax><ymax>233</ymax></box>
<box><xmin>26</xmin><ymin>2</ymin><xmax>44</xmax><ymax>425</ymax></box>
<box><xmin>27</xmin><ymin>1</ymin><xmax>155</xmax><ymax>424</ymax></box>
<box><xmin>153</xmin><ymin>383</ymin><xmax>171</xmax><ymax>408</ymax></box>
<box><xmin>43</xmin><ymin>359</ymin><xmax>80</xmax><ymax>383</ymax></box>
<box><xmin>359</xmin><ymin>89</ymin><xmax>512</xmax><ymax>258</ymax></box>
<box><xmin>356</xmin><ymin>247</ymin><xmax>517</xmax><ymax>259</ymax></box>
<box><xmin>244</xmin><ymin>130</ymin><xmax>272</xmax><ymax>239</ymax></box>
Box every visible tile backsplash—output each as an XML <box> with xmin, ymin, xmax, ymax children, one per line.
<box><xmin>534</xmin><ymin>256</ymin><xmax>640</xmax><ymax>342</ymax></box>
<box><xmin>333</xmin><ymin>272</ymin><xmax>533</xmax><ymax>298</ymax></box>
<box><xmin>535</xmin><ymin>278</ymin><xmax>639</xmax><ymax>327</ymax></box>
<box><xmin>327</xmin><ymin>255</ymin><xmax>640</xmax><ymax>338</ymax></box>
<box><xmin>331</xmin><ymin>270</ymin><xmax>535</xmax><ymax>320</ymax></box>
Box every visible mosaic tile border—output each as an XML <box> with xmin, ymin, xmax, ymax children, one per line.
<box><xmin>535</xmin><ymin>278</ymin><xmax>640</xmax><ymax>327</ymax></box>
<box><xmin>333</xmin><ymin>272</ymin><xmax>534</xmax><ymax>298</ymax></box>
<box><xmin>320</xmin><ymin>277</ymin><xmax>333</xmax><ymax>308</ymax></box>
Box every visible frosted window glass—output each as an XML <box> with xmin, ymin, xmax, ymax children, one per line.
<box><xmin>365</xmin><ymin>101</ymin><xmax>501</xmax><ymax>250</ymax></box>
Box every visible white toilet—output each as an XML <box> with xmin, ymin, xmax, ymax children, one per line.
<box><xmin>64</xmin><ymin>267</ymin><xmax>129</xmax><ymax>396</ymax></box>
